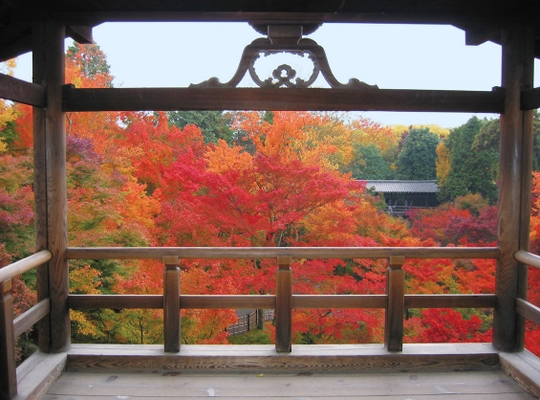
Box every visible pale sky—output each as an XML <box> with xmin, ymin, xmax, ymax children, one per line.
<box><xmin>14</xmin><ymin>22</ymin><xmax>540</xmax><ymax>129</ymax></box>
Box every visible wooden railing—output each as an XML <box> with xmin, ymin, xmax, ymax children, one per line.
<box><xmin>0</xmin><ymin>250</ymin><xmax>52</xmax><ymax>399</ymax></box>
<box><xmin>0</xmin><ymin>245</ymin><xmax>509</xmax><ymax>399</ymax></box>
<box><xmin>66</xmin><ymin>246</ymin><xmax>500</xmax><ymax>353</ymax></box>
<box><xmin>513</xmin><ymin>250</ymin><xmax>540</xmax><ymax>327</ymax></box>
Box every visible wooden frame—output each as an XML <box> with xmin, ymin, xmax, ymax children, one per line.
<box><xmin>0</xmin><ymin>3</ymin><xmax>539</xmax><ymax>397</ymax></box>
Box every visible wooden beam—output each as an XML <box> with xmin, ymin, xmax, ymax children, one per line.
<box><xmin>181</xmin><ymin>295</ymin><xmax>275</xmax><ymax>310</ymax></box>
<box><xmin>25</xmin><ymin>9</ymin><xmax>513</xmax><ymax>26</ymax></box>
<box><xmin>0</xmin><ymin>73</ymin><xmax>46</xmax><ymax>107</ymax></box>
<box><xmin>67</xmin><ymin>293</ymin><xmax>497</xmax><ymax>311</ymax></box>
<box><xmin>514</xmin><ymin>249</ymin><xmax>540</xmax><ymax>270</ymax></box>
<box><xmin>68</xmin><ymin>295</ymin><xmax>163</xmax><ymax>309</ymax></box>
<box><xmin>0</xmin><ymin>29</ymin><xmax>32</xmax><ymax>62</ymax></box>
<box><xmin>62</xmin><ymin>86</ymin><xmax>505</xmax><ymax>113</ymax></box>
<box><xmin>404</xmin><ymin>294</ymin><xmax>497</xmax><ymax>308</ymax></box>
<box><xmin>13</xmin><ymin>299</ymin><xmax>50</xmax><ymax>338</ymax></box>
<box><xmin>521</xmin><ymin>87</ymin><xmax>540</xmax><ymax>110</ymax></box>
<box><xmin>66</xmin><ymin>246</ymin><xmax>501</xmax><ymax>260</ymax></box>
<box><xmin>0</xmin><ymin>250</ymin><xmax>52</xmax><ymax>284</ymax></box>
<box><xmin>464</xmin><ymin>25</ymin><xmax>500</xmax><ymax>46</ymax></box>
<box><xmin>515</xmin><ymin>298</ymin><xmax>540</xmax><ymax>326</ymax></box>
<box><xmin>292</xmin><ymin>294</ymin><xmax>386</xmax><ymax>309</ymax></box>
<box><xmin>66</xmin><ymin>25</ymin><xmax>93</xmax><ymax>44</ymax></box>
<box><xmin>65</xmin><ymin>342</ymin><xmax>500</xmax><ymax>373</ymax></box>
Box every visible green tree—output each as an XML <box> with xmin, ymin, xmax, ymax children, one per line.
<box><xmin>343</xmin><ymin>143</ymin><xmax>393</xmax><ymax>180</ymax></box>
<box><xmin>167</xmin><ymin>111</ymin><xmax>233</xmax><ymax>144</ymax></box>
<box><xmin>440</xmin><ymin>117</ymin><xmax>498</xmax><ymax>203</ymax></box>
<box><xmin>473</xmin><ymin>111</ymin><xmax>540</xmax><ymax>173</ymax></box>
<box><xmin>395</xmin><ymin>127</ymin><xmax>438</xmax><ymax>180</ymax></box>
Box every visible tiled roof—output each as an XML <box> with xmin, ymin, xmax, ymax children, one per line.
<box><xmin>364</xmin><ymin>180</ymin><xmax>439</xmax><ymax>193</ymax></box>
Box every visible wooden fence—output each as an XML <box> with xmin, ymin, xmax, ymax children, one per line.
<box><xmin>227</xmin><ymin>309</ymin><xmax>274</xmax><ymax>336</ymax></box>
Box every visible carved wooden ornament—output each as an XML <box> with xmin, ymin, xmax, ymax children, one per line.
<box><xmin>191</xmin><ymin>25</ymin><xmax>378</xmax><ymax>90</ymax></box>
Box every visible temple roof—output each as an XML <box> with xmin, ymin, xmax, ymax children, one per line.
<box><xmin>365</xmin><ymin>180</ymin><xmax>439</xmax><ymax>194</ymax></box>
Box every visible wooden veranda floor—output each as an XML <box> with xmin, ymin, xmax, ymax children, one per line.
<box><xmin>16</xmin><ymin>344</ymin><xmax>540</xmax><ymax>400</ymax></box>
<box><xmin>44</xmin><ymin>369</ymin><xmax>534</xmax><ymax>399</ymax></box>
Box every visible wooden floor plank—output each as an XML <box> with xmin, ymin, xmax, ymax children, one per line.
<box><xmin>44</xmin><ymin>370</ymin><xmax>535</xmax><ymax>399</ymax></box>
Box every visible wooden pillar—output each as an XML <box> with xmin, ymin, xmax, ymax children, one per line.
<box><xmin>0</xmin><ymin>279</ymin><xmax>17</xmax><ymax>399</ymax></box>
<box><xmin>384</xmin><ymin>256</ymin><xmax>405</xmax><ymax>352</ymax></box>
<box><xmin>275</xmin><ymin>256</ymin><xmax>292</xmax><ymax>353</ymax></box>
<box><xmin>32</xmin><ymin>21</ymin><xmax>51</xmax><ymax>353</ymax></box>
<box><xmin>34</xmin><ymin>21</ymin><xmax>69</xmax><ymax>352</ymax></box>
<box><xmin>495</xmin><ymin>22</ymin><xmax>535</xmax><ymax>352</ymax></box>
<box><xmin>163</xmin><ymin>256</ymin><xmax>181</xmax><ymax>352</ymax></box>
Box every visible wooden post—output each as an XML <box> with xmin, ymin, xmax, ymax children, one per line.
<box><xmin>275</xmin><ymin>256</ymin><xmax>292</xmax><ymax>353</ymax></box>
<box><xmin>163</xmin><ymin>256</ymin><xmax>180</xmax><ymax>352</ymax></box>
<box><xmin>0</xmin><ymin>279</ymin><xmax>17</xmax><ymax>399</ymax></box>
<box><xmin>43</xmin><ymin>21</ymin><xmax>69</xmax><ymax>353</ymax></box>
<box><xmin>495</xmin><ymin>22</ymin><xmax>535</xmax><ymax>352</ymax></box>
<box><xmin>32</xmin><ymin>21</ymin><xmax>51</xmax><ymax>354</ymax></box>
<box><xmin>385</xmin><ymin>256</ymin><xmax>405</xmax><ymax>352</ymax></box>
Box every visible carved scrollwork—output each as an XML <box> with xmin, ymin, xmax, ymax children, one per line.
<box><xmin>190</xmin><ymin>25</ymin><xmax>378</xmax><ymax>90</ymax></box>
<box><xmin>249</xmin><ymin>50</ymin><xmax>319</xmax><ymax>88</ymax></box>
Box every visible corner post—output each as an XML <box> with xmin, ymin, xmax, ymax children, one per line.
<box><xmin>495</xmin><ymin>22</ymin><xmax>535</xmax><ymax>352</ymax></box>
<box><xmin>163</xmin><ymin>256</ymin><xmax>181</xmax><ymax>352</ymax></box>
<box><xmin>45</xmin><ymin>21</ymin><xmax>69</xmax><ymax>353</ymax></box>
<box><xmin>385</xmin><ymin>255</ymin><xmax>405</xmax><ymax>352</ymax></box>
<box><xmin>32</xmin><ymin>21</ymin><xmax>51</xmax><ymax>353</ymax></box>
<box><xmin>0</xmin><ymin>279</ymin><xmax>17</xmax><ymax>399</ymax></box>
<box><xmin>275</xmin><ymin>256</ymin><xmax>292</xmax><ymax>353</ymax></box>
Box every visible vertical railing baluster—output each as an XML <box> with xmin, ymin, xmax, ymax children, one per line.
<box><xmin>385</xmin><ymin>255</ymin><xmax>405</xmax><ymax>352</ymax></box>
<box><xmin>0</xmin><ymin>278</ymin><xmax>17</xmax><ymax>399</ymax></box>
<box><xmin>275</xmin><ymin>256</ymin><xmax>292</xmax><ymax>353</ymax></box>
<box><xmin>163</xmin><ymin>256</ymin><xmax>180</xmax><ymax>353</ymax></box>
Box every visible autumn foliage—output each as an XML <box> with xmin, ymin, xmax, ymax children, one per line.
<box><xmin>0</xmin><ymin>44</ymin><xmax>539</xmax><ymax>355</ymax></box>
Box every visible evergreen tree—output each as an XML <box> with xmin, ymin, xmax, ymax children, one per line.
<box><xmin>344</xmin><ymin>143</ymin><xmax>393</xmax><ymax>180</ymax></box>
<box><xmin>395</xmin><ymin>127</ymin><xmax>438</xmax><ymax>180</ymax></box>
<box><xmin>440</xmin><ymin>116</ymin><xmax>498</xmax><ymax>203</ymax></box>
<box><xmin>473</xmin><ymin>111</ymin><xmax>540</xmax><ymax>173</ymax></box>
<box><xmin>167</xmin><ymin>111</ymin><xmax>233</xmax><ymax>144</ymax></box>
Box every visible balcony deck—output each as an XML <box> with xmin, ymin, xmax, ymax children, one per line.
<box><xmin>44</xmin><ymin>369</ymin><xmax>533</xmax><ymax>399</ymax></box>
<box><xmin>15</xmin><ymin>343</ymin><xmax>540</xmax><ymax>400</ymax></box>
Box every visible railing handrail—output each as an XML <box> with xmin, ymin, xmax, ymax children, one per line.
<box><xmin>66</xmin><ymin>246</ymin><xmax>500</xmax><ymax>260</ymax></box>
<box><xmin>0</xmin><ymin>250</ymin><xmax>53</xmax><ymax>283</ymax></box>
<box><xmin>514</xmin><ymin>249</ymin><xmax>540</xmax><ymax>270</ymax></box>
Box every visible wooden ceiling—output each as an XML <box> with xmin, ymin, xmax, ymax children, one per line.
<box><xmin>0</xmin><ymin>0</ymin><xmax>539</xmax><ymax>62</ymax></box>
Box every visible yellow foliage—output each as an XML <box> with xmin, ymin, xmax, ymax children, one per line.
<box><xmin>205</xmin><ymin>139</ymin><xmax>253</xmax><ymax>174</ymax></box>
<box><xmin>0</xmin><ymin>61</ymin><xmax>18</xmax><ymax>130</ymax></box>
<box><xmin>391</xmin><ymin>124</ymin><xmax>450</xmax><ymax>139</ymax></box>
<box><xmin>436</xmin><ymin>141</ymin><xmax>451</xmax><ymax>185</ymax></box>
<box><xmin>350</xmin><ymin>117</ymin><xmax>401</xmax><ymax>160</ymax></box>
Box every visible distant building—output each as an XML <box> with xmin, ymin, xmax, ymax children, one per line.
<box><xmin>364</xmin><ymin>180</ymin><xmax>439</xmax><ymax>216</ymax></box>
